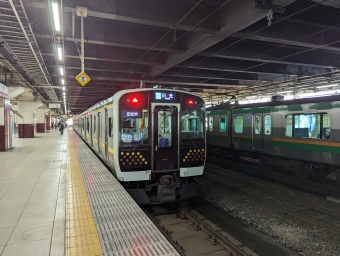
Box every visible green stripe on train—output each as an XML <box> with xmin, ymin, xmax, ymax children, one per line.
<box><xmin>233</xmin><ymin>106</ymin><xmax>302</xmax><ymax>114</ymax></box>
<box><xmin>309</xmin><ymin>103</ymin><xmax>340</xmax><ymax>110</ymax></box>
<box><xmin>233</xmin><ymin>137</ymin><xmax>252</xmax><ymax>144</ymax></box>
<box><xmin>211</xmin><ymin>135</ymin><xmax>228</xmax><ymax>140</ymax></box>
<box><xmin>233</xmin><ymin>102</ymin><xmax>340</xmax><ymax>114</ymax></box>
<box><xmin>207</xmin><ymin>110</ymin><xmax>229</xmax><ymax>115</ymax></box>
<box><xmin>273</xmin><ymin>141</ymin><xmax>340</xmax><ymax>154</ymax></box>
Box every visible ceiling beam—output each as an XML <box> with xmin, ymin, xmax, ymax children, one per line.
<box><xmin>311</xmin><ymin>0</ymin><xmax>340</xmax><ymax>8</ymax></box>
<box><xmin>149</xmin><ymin>0</ymin><xmax>292</xmax><ymax>76</ymax></box>
<box><xmin>179</xmin><ymin>56</ymin><xmax>331</xmax><ymax>78</ymax></box>
<box><xmin>233</xmin><ymin>32</ymin><xmax>340</xmax><ymax>53</ymax></box>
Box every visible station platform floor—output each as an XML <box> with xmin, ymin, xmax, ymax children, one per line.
<box><xmin>0</xmin><ymin>127</ymin><xmax>179</xmax><ymax>256</ymax></box>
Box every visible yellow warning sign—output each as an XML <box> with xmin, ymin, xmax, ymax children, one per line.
<box><xmin>75</xmin><ymin>71</ymin><xmax>91</xmax><ymax>86</ymax></box>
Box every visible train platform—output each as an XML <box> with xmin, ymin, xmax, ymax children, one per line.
<box><xmin>0</xmin><ymin>128</ymin><xmax>179</xmax><ymax>256</ymax></box>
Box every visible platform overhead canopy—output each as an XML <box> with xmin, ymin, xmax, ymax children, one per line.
<box><xmin>1</xmin><ymin>0</ymin><xmax>340</xmax><ymax>112</ymax></box>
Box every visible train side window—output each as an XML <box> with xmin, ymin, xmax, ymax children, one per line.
<box><xmin>234</xmin><ymin>116</ymin><xmax>243</xmax><ymax>133</ymax></box>
<box><xmin>294</xmin><ymin>113</ymin><xmax>321</xmax><ymax>139</ymax></box>
<box><xmin>209</xmin><ymin>117</ymin><xmax>213</xmax><ymax>131</ymax></box>
<box><xmin>219</xmin><ymin>117</ymin><xmax>227</xmax><ymax>132</ymax></box>
<box><xmin>264</xmin><ymin>115</ymin><xmax>271</xmax><ymax>135</ymax></box>
<box><xmin>322</xmin><ymin>113</ymin><xmax>331</xmax><ymax>139</ymax></box>
<box><xmin>285</xmin><ymin>114</ymin><xmax>292</xmax><ymax>137</ymax></box>
<box><xmin>108</xmin><ymin>117</ymin><xmax>112</xmax><ymax>137</ymax></box>
<box><xmin>254</xmin><ymin>114</ymin><xmax>261</xmax><ymax>134</ymax></box>
<box><xmin>87</xmin><ymin>118</ymin><xmax>89</xmax><ymax>132</ymax></box>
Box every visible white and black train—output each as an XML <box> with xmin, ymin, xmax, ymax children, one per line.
<box><xmin>73</xmin><ymin>88</ymin><xmax>206</xmax><ymax>204</ymax></box>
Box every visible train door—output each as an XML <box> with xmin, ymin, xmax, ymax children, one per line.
<box><xmin>207</xmin><ymin>116</ymin><xmax>214</xmax><ymax>142</ymax></box>
<box><xmin>151</xmin><ymin>103</ymin><xmax>180</xmax><ymax>171</ymax></box>
<box><xmin>86</xmin><ymin>117</ymin><xmax>89</xmax><ymax>142</ymax></box>
<box><xmin>90</xmin><ymin>115</ymin><xmax>93</xmax><ymax>147</ymax></box>
<box><xmin>252</xmin><ymin>113</ymin><xmax>272</xmax><ymax>152</ymax></box>
<box><xmin>104</xmin><ymin>108</ymin><xmax>108</xmax><ymax>160</ymax></box>
<box><xmin>97</xmin><ymin>112</ymin><xmax>102</xmax><ymax>155</ymax></box>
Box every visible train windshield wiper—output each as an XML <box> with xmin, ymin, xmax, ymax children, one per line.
<box><xmin>133</xmin><ymin>140</ymin><xmax>142</xmax><ymax>151</ymax></box>
<box><xmin>188</xmin><ymin>138</ymin><xmax>196</xmax><ymax>148</ymax></box>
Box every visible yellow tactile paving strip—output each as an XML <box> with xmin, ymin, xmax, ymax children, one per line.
<box><xmin>66</xmin><ymin>133</ymin><xmax>103</xmax><ymax>256</ymax></box>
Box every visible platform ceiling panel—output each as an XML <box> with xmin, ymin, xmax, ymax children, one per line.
<box><xmin>0</xmin><ymin>0</ymin><xmax>338</xmax><ymax>112</ymax></box>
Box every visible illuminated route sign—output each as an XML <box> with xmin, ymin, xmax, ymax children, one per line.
<box><xmin>154</xmin><ymin>92</ymin><xmax>175</xmax><ymax>101</ymax></box>
<box><xmin>121</xmin><ymin>110</ymin><xmax>141</xmax><ymax>118</ymax></box>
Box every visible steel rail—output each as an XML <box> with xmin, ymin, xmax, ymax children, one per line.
<box><xmin>206</xmin><ymin>165</ymin><xmax>340</xmax><ymax>219</ymax></box>
<box><xmin>203</xmin><ymin>167</ymin><xmax>340</xmax><ymax>235</ymax></box>
<box><xmin>179</xmin><ymin>206</ymin><xmax>254</xmax><ymax>256</ymax></box>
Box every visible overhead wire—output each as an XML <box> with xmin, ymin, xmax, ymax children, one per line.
<box><xmin>165</xmin><ymin>0</ymin><xmax>329</xmax><ymax>84</ymax></box>
<box><xmin>73</xmin><ymin>0</ymin><xmax>337</xmax><ymax>109</ymax></box>
<box><xmin>114</xmin><ymin>0</ymin><xmax>330</xmax><ymax>99</ymax></box>
<box><xmin>94</xmin><ymin>0</ymin><xmax>233</xmax><ymax>97</ymax></box>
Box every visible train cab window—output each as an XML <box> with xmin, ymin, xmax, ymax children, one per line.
<box><xmin>234</xmin><ymin>116</ymin><xmax>243</xmax><ymax>133</ymax></box>
<box><xmin>209</xmin><ymin>117</ymin><xmax>213</xmax><ymax>131</ymax></box>
<box><xmin>108</xmin><ymin>117</ymin><xmax>112</xmax><ymax>137</ymax></box>
<box><xmin>254</xmin><ymin>115</ymin><xmax>261</xmax><ymax>134</ymax></box>
<box><xmin>219</xmin><ymin>117</ymin><xmax>227</xmax><ymax>132</ymax></box>
<box><xmin>120</xmin><ymin>109</ymin><xmax>149</xmax><ymax>145</ymax></box>
<box><xmin>264</xmin><ymin>115</ymin><xmax>271</xmax><ymax>135</ymax></box>
<box><xmin>181</xmin><ymin>107</ymin><xmax>204</xmax><ymax>141</ymax></box>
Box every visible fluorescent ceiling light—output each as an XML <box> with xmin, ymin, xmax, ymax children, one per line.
<box><xmin>52</xmin><ymin>2</ymin><xmax>61</xmax><ymax>31</ymax></box>
<box><xmin>277</xmin><ymin>90</ymin><xmax>293</xmax><ymax>94</ymax></box>
<box><xmin>298</xmin><ymin>90</ymin><xmax>339</xmax><ymax>98</ymax></box>
<box><xmin>57</xmin><ymin>46</ymin><xmax>62</xmax><ymax>61</ymax></box>
<box><xmin>246</xmin><ymin>95</ymin><xmax>257</xmax><ymax>98</ymax></box>
<box><xmin>61</xmin><ymin>78</ymin><xmax>64</xmax><ymax>85</ymax></box>
<box><xmin>63</xmin><ymin>92</ymin><xmax>65</xmax><ymax>95</ymax></box>
<box><xmin>63</xmin><ymin>86</ymin><xmax>65</xmax><ymax>91</ymax></box>
<box><xmin>316</xmin><ymin>83</ymin><xmax>338</xmax><ymax>89</ymax></box>
<box><xmin>59</xmin><ymin>67</ymin><xmax>64</xmax><ymax>76</ymax></box>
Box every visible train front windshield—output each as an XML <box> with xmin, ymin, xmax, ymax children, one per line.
<box><xmin>120</xmin><ymin>111</ymin><xmax>149</xmax><ymax>145</ymax></box>
<box><xmin>180</xmin><ymin>100</ymin><xmax>205</xmax><ymax>142</ymax></box>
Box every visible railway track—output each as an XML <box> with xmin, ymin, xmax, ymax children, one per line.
<box><xmin>204</xmin><ymin>164</ymin><xmax>340</xmax><ymax>235</ymax></box>
<box><xmin>207</xmin><ymin>156</ymin><xmax>340</xmax><ymax>197</ymax></box>
<box><xmin>144</xmin><ymin>204</ymin><xmax>257</xmax><ymax>256</ymax></box>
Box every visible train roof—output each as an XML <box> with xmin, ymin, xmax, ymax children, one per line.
<box><xmin>206</xmin><ymin>94</ymin><xmax>340</xmax><ymax>112</ymax></box>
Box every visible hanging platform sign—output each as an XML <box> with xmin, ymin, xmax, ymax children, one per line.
<box><xmin>49</xmin><ymin>103</ymin><xmax>61</xmax><ymax>109</ymax></box>
<box><xmin>0</xmin><ymin>83</ymin><xmax>8</xmax><ymax>98</ymax></box>
<box><xmin>75</xmin><ymin>71</ymin><xmax>91</xmax><ymax>87</ymax></box>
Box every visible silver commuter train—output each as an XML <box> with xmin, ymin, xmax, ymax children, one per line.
<box><xmin>207</xmin><ymin>95</ymin><xmax>340</xmax><ymax>183</ymax></box>
<box><xmin>73</xmin><ymin>88</ymin><xmax>206</xmax><ymax>204</ymax></box>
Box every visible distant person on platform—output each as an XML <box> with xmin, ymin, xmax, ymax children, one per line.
<box><xmin>59</xmin><ymin>121</ymin><xmax>65</xmax><ymax>135</ymax></box>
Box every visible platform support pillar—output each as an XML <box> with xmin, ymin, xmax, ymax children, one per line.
<box><xmin>36</xmin><ymin>107</ymin><xmax>50</xmax><ymax>133</ymax></box>
<box><xmin>17</xmin><ymin>101</ymin><xmax>43</xmax><ymax>138</ymax></box>
<box><xmin>0</xmin><ymin>97</ymin><xmax>10</xmax><ymax>151</ymax></box>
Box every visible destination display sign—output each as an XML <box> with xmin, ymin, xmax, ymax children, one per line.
<box><xmin>154</xmin><ymin>92</ymin><xmax>175</xmax><ymax>101</ymax></box>
<box><xmin>122</xmin><ymin>110</ymin><xmax>141</xmax><ymax>118</ymax></box>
